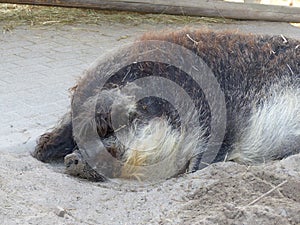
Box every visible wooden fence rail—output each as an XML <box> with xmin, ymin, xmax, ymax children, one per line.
<box><xmin>1</xmin><ymin>0</ymin><xmax>300</xmax><ymax>22</ymax></box>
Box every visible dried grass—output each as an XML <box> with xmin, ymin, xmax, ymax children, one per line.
<box><xmin>0</xmin><ymin>3</ymin><xmax>232</xmax><ymax>31</ymax></box>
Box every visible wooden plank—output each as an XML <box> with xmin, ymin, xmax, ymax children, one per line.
<box><xmin>1</xmin><ymin>0</ymin><xmax>300</xmax><ymax>22</ymax></box>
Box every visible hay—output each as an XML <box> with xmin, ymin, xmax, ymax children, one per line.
<box><xmin>0</xmin><ymin>3</ymin><xmax>232</xmax><ymax>31</ymax></box>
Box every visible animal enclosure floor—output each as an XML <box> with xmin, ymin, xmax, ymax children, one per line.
<box><xmin>0</xmin><ymin>16</ymin><xmax>300</xmax><ymax>224</ymax></box>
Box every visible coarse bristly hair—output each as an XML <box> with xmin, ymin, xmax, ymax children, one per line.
<box><xmin>120</xmin><ymin>114</ymin><xmax>207</xmax><ymax>181</ymax></box>
<box><xmin>72</xmin><ymin>85</ymin><xmax>208</xmax><ymax>181</ymax></box>
<box><xmin>32</xmin><ymin>28</ymin><xmax>300</xmax><ymax>182</ymax></box>
<box><xmin>229</xmin><ymin>81</ymin><xmax>300</xmax><ymax>164</ymax></box>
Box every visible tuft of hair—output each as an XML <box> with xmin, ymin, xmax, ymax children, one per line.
<box><xmin>120</xmin><ymin>116</ymin><xmax>207</xmax><ymax>181</ymax></box>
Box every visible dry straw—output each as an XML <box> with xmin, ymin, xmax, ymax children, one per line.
<box><xmin>0</xmin><ymin>3</ymin><xmax>230</xmax><ymax>31</ymax></box>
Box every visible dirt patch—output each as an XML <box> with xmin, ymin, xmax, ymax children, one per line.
<box><xmin>175</xmin><ymin>159</ymin><xmax>300</xmax><ymax>225</ymax></box>
<box><xmin>1</xmin><ymin>151</ymin><xmax>299</xmax><ymax>224</ymax></box>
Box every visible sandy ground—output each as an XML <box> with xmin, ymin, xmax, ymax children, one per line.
<box><xmin>1</xmin><ymin>151</ymin><xmax>299</xmax><ymax>224</ymax></box>
<box><xmin>1</xmin><ymin>8</ymin><xmax>300</xmax><ymax>224</ymax></box>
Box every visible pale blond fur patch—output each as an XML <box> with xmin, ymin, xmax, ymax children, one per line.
<box><xmin>121</xmin><ymin>117</ymin><xmax>207</xmax><ymax>181</ymax></box>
